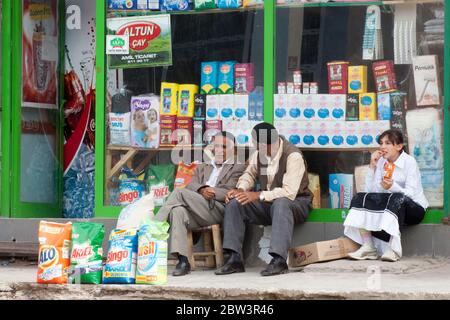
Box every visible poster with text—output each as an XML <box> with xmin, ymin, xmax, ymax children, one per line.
<box><xmin>22</xmin><ymin>0</ymin><xmax>58</xmax><ymax>108</ymax></box>
<box><xmin>107</xmin><ymin>15</ymin><xmax>172</xmax><ymax>69</ymax></box>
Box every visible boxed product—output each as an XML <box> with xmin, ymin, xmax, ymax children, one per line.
<box><xmin>346</xmin><ymin>94</ymin><xmax>359</xmax><ymax>121</ymax></box>
<box><xmin>109</xmin><ymin>112</ymin><xmax>131</xmax><ymax>145</ymax></box>
<box><xmin>160</xmin><ymin>115</ymin><xmax>177</xmax><ymax>146</ymax></box>
<box><xmin>327</xmin><ymin>61</ymin><xmax>349</xmax><ymax>94</ymax></box>
<box><xmin>217</xmin><ymin>0</ymin><xmax>242</xmax><ymax>8</ymax></box>
<box><xmin>206</xmin><ymin>95</ymin><xmax>220</xmax><ymax>120</ymax></box>
<box><xmin>235</xmin><ymin>63</ymin><xmax>255</xmax><ymax>94</ymax></box>
<box><xmin>194</xmin><ymin>94</ymin><xmax>207</xmax><ymax>119</ymax></box>
<box><xmin>377</xmin><ymin>93</ymin><xmax>391</xmax><ymax>120</ymax></box>
<box><xmin>131</xmin><ymin>96</ymin><xmax>160</xmax><ymax>148</ymax></box>
<box><xmin>412</xmin><ymin>55</ymin><xmax>441</xmax><ymax>106</ymax></box>
<box><xmin>329</xmin><ymin>173</ymin><xmax>354</xmax><ymax>209</ymax></box>
<box><xmin>288</xmin><ymin>237</ymin><xmax>360</xmax><ymax>268</ymax></box>
<box><xmin>390</xmin><ymin>91</ymin><xmax>408</xmax><ymax>146</ymax></box>
<box><xmin>345</xmin><ymin>121</ymin><xmax>360</xmax><ymax>147</ymax></box>
<box><xmin>274</xmin><ymin>94</ymin><xmax>288</xmax><ymax>120</ymax></box>
<box><xmin>302</xmin><ymin>95</ymin><xmax>316</xmax><ymax>121</ymax></box>
<box><xmin>301</xmin><ymin>121</ymin><xmax>316</xmax><ymax>147</ymax></box>
<box><xmin>249</xmin><ymin>88</ymin><xmax>264</xmax><ymax>121</ymax></box>
<box><xmin>243</xmin><ymin>0</ymin><xmax>263</xmax><ymax>6</ymax></box>
<box><xmin>201</xmin><ymin>62</ymin><xmax>219</xmax><ymax>95</ymax></box>
<box><xmin>218</xmin><ymin>61</ymin><xmax>236</xmax><ymax>94</ymax></box>
<box><xmin>160</xmin><ymin>82</ymin><xmax>179</xmax><ymax>116</ymax></box>
<box><xmin>287</xmin><ymin>94</ymin><xmax>302</xmax><ymax>121</ymax></box>
<box><xmin>303</xmin><ymin>83</ymin><xmax>310</xmax><ymax>94</ymax></box>
<box><xmin>316</xmin><ymin>122</ymin><xmax>331</xmax><ymax>147</ymax></box>
<box><xmin>161</xmin><ymin>0</ymin><xmax>193</xmax><ymax>10</ymax></box>
<box><xmin>330</xmin><ymin>121</ymin><xmax>346</xmax><ymax>147</ymax></box>
<box><xmin>205</xmin><ymin>120</ymin><xmax>222</xmax><ymax>144</ymax></box>
<box><xmin>330</xmin><ymin>94</ymin><xmax>346</xmax><ymax>120</ymax></box>
<box><xmin>359</xmin><ymin>93</ymin><xmax>377</xmax><ymax>121</ymax></box>
<box><xmin>310</xmin><ymin>83</ymin><xmax>319</xmax><ymax>94</ymax></box>
<box><xmin>193</xmin><ymin>120</ymin><xmax>205</xmax><ymax>146</ymax></box>
<box><xmin>178</xmin><ymin>84</ymin><xmax>199</xmax><ymax>118</ymax></box>
<box><xmin>234</xmin><ymin>94</ymin><xmax>249</xmax><ymax>120</ymax></box>
<box><xmin>372</xmin><ymin>60</ymin><xmax>397</xmax><ymax>93</ymax></box>
<box><xmin>355</xmin><ymin>165</ymin><xmax>371</xmax><ymax>193</ymax></box>
<box><xmin>176</xmin><ymin>117</ymin><xmax>194</xmax><ymax>146</ymax></box>
<box><xmin>348</xmin><ymin>66</ymin><xmax>368</xmax><ymax>94</ymax></box>
<box><xmin>219</xmin><ymin>94</ymin><xmax>235</xmax><ymax>120</ymax></box>
<box><xmin>194</xmin><ymin>0</ymin><xmax>215</xmax><ymax>10</ymax></box>
<box><xmin>108</xmin><ymin>0</ymin><xmax>159</xmax><ymax>10</ymax></box>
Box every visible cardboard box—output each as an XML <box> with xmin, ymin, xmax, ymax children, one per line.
<box><xmin>412</xmin><ymin>55</ymin><xmax>441</xmax><ymax>107</ymax></box>
<box><xmin>160</xmin><ymin>115</ymin><xmax>177</xmax><ymax>147</ymax></box>
<box><xmin>193</xmin><ymin>120</ymin><xmax>205</xmax><ymax>147</ymax></box>
<box><xmin>328</xmin><ymin>61</ymin><xmax>349</xmax><ymax>94</ymax></box>
<box><xmin>329</xmin><ymin>173</ymin><xmax>353</xmax><ymax>209</ymax></box>
<box><xmin>288</xmin><ymin>237</ymin><xmax>360</xmax><ymax>267</ymax></box>
<box><xmin>206</xmin><ymin>95</ymin><xmax>220</xmax><ymax>120</ymax></box>
<box><xmin>372</xmin><ymin>60</ymin><xmax>397</xmax><ymax>93</ymax></box>
<box><xmin>218</xmin><ymin>61</ymin><xmax>236</xmax><ymax>94</ymax></box>
<box><xmin>348</xmin><ymin>66</ymin><xmax>368</xmax><ymax>94</ymax></box>
<box><xmin>346</xmin><ymin>94</ymin><xmax>359</xmax><ymax>121</ymax></box>
<box><xmin>359</xmin><ymin>93</ymin><xmax>377</xmax><ymax>121</ymax></box>
<box><xmin>176</xmin><ymin>117</ymin><xmax>193</xmax><ymax>146</ymax></box>
<box><xmin>201</xmin><ymin>62</ymin><xmax>219</xmax><ymax>95</ymax></box>
<box><xmin>235</xmin><ymin>63</ymin><xmax>255</xmax><ymax>94</ymax></box>
<box><xmin>194</xmin><ymin>94</ymin><xmax>207</xmax><ymax>119</ymax></box>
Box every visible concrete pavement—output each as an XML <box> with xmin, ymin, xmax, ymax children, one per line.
<box><xmin>0</xmin><ymin>257</ymin><xmax>449</xmax><ymax>300</ymax></box>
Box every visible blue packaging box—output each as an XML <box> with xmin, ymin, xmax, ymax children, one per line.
<box><xmin>329</xmin><ymin>174</ymin><xmax>354</xmax><ymax>209</ymax></box>
<box><xmin>201</xmin><ymin>62</ymin><xmax>219</xmax><ymax>95</ymax></box>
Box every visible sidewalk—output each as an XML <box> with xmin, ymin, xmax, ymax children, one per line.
<box><xmin>1</xmin><ymin>257</ymin><xmax>449</xmax><ymax>300</ymax></box>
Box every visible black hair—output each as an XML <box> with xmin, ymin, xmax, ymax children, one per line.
<box><xmin>251</xmin><ymin>122</ymin><xmax>279</xmax><ymax>145</ymax></box>
<box><xmin>212</xmin><ymin>131</ymin><xmax>235</xmax><ymax>144</ymax></box>
<box><xmin>378</xmin><ymin>129</ymin><xmax>406</xmax><ymax>152</ymax></box>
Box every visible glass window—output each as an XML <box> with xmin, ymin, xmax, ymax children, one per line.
<box><xmin>275</xmin><ymin>1</ymin><xmax>445</xmax><ymax>210</ymax></box>
<box><xmin>104</xmin><ymin>4</ymin><xmax>264</xmax><ymax>207</ymax></box>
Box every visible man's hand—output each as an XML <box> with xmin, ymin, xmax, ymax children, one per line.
<box><xmin>225</xmin><ymin>189</ymin><xmax>244</xmax><ymax>204</ymax></box>
<box><xmin>381</xmin><ymin>177</ymin><xmax>393</xmax><ymax>190</ymax></box>
<box><xmin>199</xmin><ymin>187</ymin><xmax>216</xmax><ymax>200</ymax></box>
<box><xmin>235</xmin><ymin>192</ymin><xmax>261</xmax><ymax>206</ymax></box>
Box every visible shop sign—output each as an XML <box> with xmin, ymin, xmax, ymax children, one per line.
<box><xmin>106</xmin><ymin>35</ymin><xmax>129</xmax><ymax>55</ymax></box>
<box><xmin>107</xmin><ymin>15</ymin><xmax>172</xmax><ymax>69</ymax></box>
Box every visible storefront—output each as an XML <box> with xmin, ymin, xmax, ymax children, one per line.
<box><xmin>94</xmin><ymin>0</ymin><xmax>448</xmax><ymax>227</ymax></box>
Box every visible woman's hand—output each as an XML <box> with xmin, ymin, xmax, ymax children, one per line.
<box><xmin>381</xmin><ymin>177</ymin><xmax>393</xmax><ymax>190</ymax></box>
<box><xmin>370</xmin><ymin>150</ymin><xmax>383</xmax><ymax>170</ymax></box>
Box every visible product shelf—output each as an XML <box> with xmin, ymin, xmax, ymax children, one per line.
<box><xmin>275</xmin><ymin>0</ymin><xmax>443</xmax><ymax>9</ymax></box>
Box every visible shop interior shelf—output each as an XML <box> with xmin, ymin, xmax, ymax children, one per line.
<box><xmin>300</xmin><ymin>147</ymin><xmax>378</xmax><ymax>152</ymax></box>
<box><xmin>275</xmin><ymin>0</ymin><xmax>443</xmax><ymax>9</ymax></box>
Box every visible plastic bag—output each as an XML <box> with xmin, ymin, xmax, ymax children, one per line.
<box><xmin>117</xmin><ymin>193</ymin><xmax>155</xmax><ymax>229</ymax></box>
<box><xmin>174</xmin><ymin>162</ymin><xmax>197</xmax><ymax>189</ymax></box>
<box><xmin>118</xmin><ymin>167</ymin><xmax>146</xmax><ymax>206</ymax></box>
<box><xmin>147</xmin><ymin>164</ymin><xmax>176</xmax><ymax>207</ymax></box>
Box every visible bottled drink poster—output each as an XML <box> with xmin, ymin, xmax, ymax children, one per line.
<box><xmin>22</xmin><ymin>0</ymin><xmax>58</xmax><ymax>108</ymax></box>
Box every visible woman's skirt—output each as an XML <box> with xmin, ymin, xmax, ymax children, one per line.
<box><xmin>343</xmin><ymin>192</ymin><xmax>423</xmax><ymax>257</ymax></box>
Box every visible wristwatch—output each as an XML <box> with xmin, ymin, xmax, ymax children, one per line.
<box><xmin>259</xmin><ymin>193</ymin><xmax>265</xmax><ymax>202</ymax></box>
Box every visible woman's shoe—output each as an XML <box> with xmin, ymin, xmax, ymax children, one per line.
<box><xmin>347</xmin><ymin>244</ymin><xmax>378</xmax><ymax>260</ymax></box>
<box><xmin>381</xmin><ymin>248</ymin><xmax>400</xmax><ymax>262</ymax></box>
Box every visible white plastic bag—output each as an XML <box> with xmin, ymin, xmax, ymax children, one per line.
<box><xmin>117</xmin><ymin>193</ymin><xmax>155</xmax><ymax>229</ymax></box>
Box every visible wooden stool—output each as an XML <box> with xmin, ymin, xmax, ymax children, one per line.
<box><xmin>187</xmin><ymin>224</ymin><xmax>224</xmax><ymax>269</ymax></box>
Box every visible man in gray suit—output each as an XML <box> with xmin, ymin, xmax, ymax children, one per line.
<box><xmin>154</xmin><ymin>132</ymin><xmax>246</xmax><ymax>276</ymax></box>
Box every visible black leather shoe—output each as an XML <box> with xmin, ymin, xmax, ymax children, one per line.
<box><xmin>260</xmin><ymin>257</ymin><xmax>289</xmax><ymax>276</ymax></box>
<box><xmin>214</xmin><ymin>253</ymin><xmax>245</xmax><ymax>275</ymax></box>
<box><xmin>172</xmin><ymin>260</ymin><xmax>191</xmax><ymax>276</ymax></box>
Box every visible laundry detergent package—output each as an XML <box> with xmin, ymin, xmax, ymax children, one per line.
<box><xmin>201</xmin><ymin>62</ymin><xmax>219</xmax><ymax>95</ymax></box>
<box><xmin>69</xmin><ymin>222</ymin><xmax>105</xmax><ymax>285</ymax></box>
<box><xmin>37</xmin><ymin>221</ymin><xmax>72</xmax><ymax>284</ymax></box>
<box><xmin>118</xmin><ymin>167</ymin><xmax>146</xmax><ymax>206</ymax></box>
<box><xmin>195</xmin><ymin>0</ymin><xmax>216</xmax><ymax>10</ymax></box>
<box><xmin>146</xmin><ymin>164</ymin><xmax>176</xmax><ymax>207</ymax></box>
<box><xmin>329</xmin><ymin>174</ymin><xmax>354</xmax><ymax>209</ymax></box>
<box><xmin>218</xmin><ymin>0</ymin><xmax>242</xmax><ymax>8</ymax></box>
<box><xmin>136</xmin><ymin>221</ymin><xmax>170</xmax><ymax>285</ymax></box>
<box><xmin>103</xmin><ymin>229</ymin><xmax>138</xmax><ymax>285</ymax></box>
<box><xmin>218</xmin><ymin>61</ymin><xmax>236</xmax><ymax>94</ymax></box>
<box><xmin>161</xmin><ymin>0</ymin><xmax>193</xmax><ymax>10</ymax></box>
<box><xmin>160</xmin><ymin>82</ymin><xmax>179</xmax><ymax>116</ymax></box>
<box><xmin>108</xmin><ymin>0</ymin><xmax>155</xmax><ymax>10</ymax></box>
<box><xmin>178</xmin><ymin>84</ymin><xmax>199</xmax><ymax>118</ymax></box>
<box><xmin>109</xmin><ymin>112</ymin><xmax>131</xmax><ymax>145</ymax></box>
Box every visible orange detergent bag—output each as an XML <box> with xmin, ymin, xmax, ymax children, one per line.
<box><xmin>174</xmin><ymin>162</ymin><xmax>198</xmax><ymax>189</ymax></box>
<box><xmin>37</xmin><ymin>221</ymin><xmax>72</xmax><ymax>284</ymax></box>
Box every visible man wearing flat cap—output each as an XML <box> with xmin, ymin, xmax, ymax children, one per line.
<box><xmin>215</xmin><ymin>122</ymin><xmax>313</xmax><ymax>277</ymax></box>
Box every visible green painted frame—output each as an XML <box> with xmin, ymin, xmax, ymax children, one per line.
<box><xmin>1</xmin><ymin>0</ymin><xmax>12</xmax><ymax>217</ymax></box>
<box><xmin>9</xmin><ymin>0</ymin><xmax>64</xmax><ymax>218</ymax></box>
<box><xmin>95</xmin><ymin>0</ymin><xmax>447</xmax><ymax>224</ymax></box>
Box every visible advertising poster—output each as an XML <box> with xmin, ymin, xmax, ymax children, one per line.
<box><xmin>107</xmin><ymin>15</ymin><xmax>172</xmax><ymax>69</ymax></box>
<box><xmin>22</xmin><ymin>0</ymin><xmax>59</xmax><ymax>108</ymax></box>
<box><xmin>63</xmin><ymin>0</ymin><xmax>96</xmax><ymax>218</ymax></box>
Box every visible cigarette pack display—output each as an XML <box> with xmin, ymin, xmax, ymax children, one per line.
<box><xmin>372</xmin><ymin>60</ymin><xmax>397</xmax><ymax>93</ymax></box>
<box><xmin>235</xmin><ymin>63</ymin><xmax>255</xmax><ymax>94</ymax></box>
<box><xmin>346</xmin><ymin>94</ymin><xmax>359</xmax><ymax>121</ymax></box>
<box><xmin>412</xmin><ymin>55</ymin><xmax>441</xmax><ymax>106</ymax></box>
<box><xmin>131</xmin><ymin>96</ymin><xmax>160</xmax><ymax>148</ymax></box>
<box><xmin>218</xmin><ymin>61</ymin><xmax>236</xmax><ymax>94</ymax></box>
<box><xmin>348</xmin><ymin>66</ymin><xmax>368</xmax><ymax>94</ymax></box>
<box><xmin>176</xmin><ymin>117</ymin><xmax>193</xmax><ymax>146</ymax></box>
<box><xmin>287</xmin><ymin>94</ymin><xmax>302</xmax><ymax>121</ymax></box>
<box><xmin>177</xmin><ymin>84</ymin><xmax>199</xmax><ymax>118</ymax></box>
<box><xmin>219</xmin><ymin>94</ymin><xmax>236</xmax><ymax>120</ymax></box>
<box><xmin>359</xmin><ymin>93</ymin><xmax>377</xmax><ymax>121</ymax></box>
<box><xmin>201</xmin><ymin>62</ymin><xmax>219</xmax><ymax>95</ymax></box>
<box><xmin>206</xmin><ymin>95</ymin><xmax>220</xmax><ymax>120</ymax></box>
<box><xmin>193</xmin><ymin>120</ymin><xmax>205</xmax><ymax>146</ymax></box>
<box><xmin>160</xmin><ymin>115</ymin><xmax>177</xmax><ymax>147</ymax></box>
<box><xmin>329</xmin><ymin>174</ymin><xmax>354</xmax><ymax>209</ymax></box>
<box><xmin>194</xmin><ymin>94</ymin><xmax>207</xmax><ymax>119</ymax></box>
<box><xmin>205</xmin><ymin>120</ymin><xmax>222</xmax><ymax>144</ymax></box>
<box><xmin>377</xmin><ymin>93</ymin><xmax>391</xmax><ymax>120</ymax></box>
<box><xmin>328</xmin><ymin>61</ymin><xmax>349</xmax><ymax>94</ymax></box>
<box><xmin>274</xmin><ymin>94</ymin><xmax>288</xmax><ymax>120</ymax></box>
<box><xmin>160</xmin><ymin>82</ymin><xmax>179</xmax><ymax>116</ymax></box>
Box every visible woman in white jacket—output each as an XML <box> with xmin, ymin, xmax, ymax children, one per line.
<box><xmin>344</xmin><ymin>129</ymin><xmax>428</xmax><ymax>262</ymax></box>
